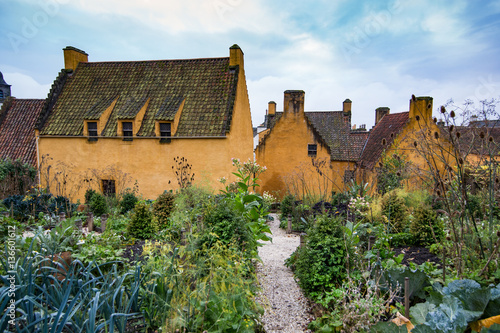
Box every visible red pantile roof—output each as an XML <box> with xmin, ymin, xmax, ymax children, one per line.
<box><xmin>39</xmin><ymin>57</ymin><xmax>239</xmax><ymax>137</ymax></box>
<box><xmin>0</xmin><ymin>98</ymin><xmax>45</xmax><ymax>166</ymax></box>
<box><xmin>358</xmin><ymin>112</ymin><xmax>409</xmax><ymax>170</ymax></box>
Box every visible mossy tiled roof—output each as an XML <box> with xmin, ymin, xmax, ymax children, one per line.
<box><xmin>305</xmin><ymin>112</ymin><xmax>369</xmax><ymax>162</ymax></box>
<box><xmin>0</xmin><ymin>98</ymin><xmax>45</xmax><ymax>166</ymax></box>
<box><xmin>40</xmin><ymin>57</ymin><xmax>238</xmax><ymax>137</ymax></box>
<box><xmin>358</xmin><ymin>112</ymin><xmax>409</xmax><ymax>170</ymax></box>
<box><xmin>262</xmin><ymin>111</ymin><xmax>368</xmax><ymax>162</ymax></box>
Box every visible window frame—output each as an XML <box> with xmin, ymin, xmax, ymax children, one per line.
<box><xmin>102</xmin><ymin>179</ymin><xmax>116</xmax><ymax>197</ymax></box>
<box><xmin>87</xmin><ymin>121</ymin><xmax>98</xmax><ymax>141</ymax></box>
<box><xmin>159</xmin><ymin>122</ymin><xmax>172</xmax><ymax>143</ymax></box>
<box><xmin>307</xmin><ymin>144</ymin><xmax>317</xmax><ymax>157</ymax></box>
<box><xmin>122</xmin><ymin>121</ymin><xmax>133</xmax><ymax>141</ymax></box>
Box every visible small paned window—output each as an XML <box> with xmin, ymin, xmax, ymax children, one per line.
<box><xmin>122</xmin><ymin>122</ymin><xmax>133</xmax><ymax>140</ymax></box>
<box><xmin>0</xmin><ymin>90</ymin><xmax>4</xmax><ymax>99</ymax></box>
<box><xmin>102</xmin><ymin>180</ymin><xmax>116</xmax><ymax>197</ymax></box>
<box><xmin>344</xmin><ymin>170</ymin><xmax>355</xmax><ymax>184</ymax></box>
<box><xmin>87</xmin><ymin>122</ymin><xmax>98</xmax><ymax>141</ymax></box>
<box><xmin>308</xmin><ymin>144</ymin><xmax>317</xmax><ymax>157</ymax></box>
<box><xmin>160</xmin><ymin>123</ymin><xmax>172</xmax><ymax>143</ymax></box>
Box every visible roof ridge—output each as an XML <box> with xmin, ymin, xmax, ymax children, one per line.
<box><xmin>82</xmin><ymin>57</ymin><xmax>229</xmax><ymax>65</ymax></box>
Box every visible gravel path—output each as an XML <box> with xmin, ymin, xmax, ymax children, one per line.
<box><xmin>256</xmin><ymin>213</ymin><xmax>313</xmax><ymax>332</ymax></box>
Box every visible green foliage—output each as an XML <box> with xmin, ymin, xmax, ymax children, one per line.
<box><xmin>389</xmin><ymin>232</ymin><xmax>416</xmax><ymax>247</ymax></box>
<box><xmin>376</xmin><ymin>151</ymin><xmax>410</xmax><ymax>195</ymax></box>
<box><xmin>153</xmin><ymin>191</ymin><xmax>175</xmax><ymax>228</ymax></box>
<box><xmin>410</xmin><ymin>206</ymin><xmax>445</xmax><ymax>246</ymax></box>
<box><xmin>0</xmin><ymin>244</ymin><xmax>142</xmax><ymax>333</ymax></box>
<box><xmin>119</xmin><ymin>191</ymin><xmax>138</xmax><ymax>214</ymax></box>
<box><xmin>409</xmin><ymin>279</ymin><xmax>500</xmax><ymax>333</ymax></box>
<box><xmin>84</xmin><ymin>188</ymin><xmax>97</xmax><ymax>204</ymax></box>
<box><xmin>72</xmin><ymin>232</ymin><xmax>125</xmax><ymax>265</ymax></box>
<box><xmin>89</xmin><ymin>192</ymin><xmax>108</xmax><ymax>216</ymax></box>
<box><xmin>381</xmin><ymin>190</ymin><xmax>408</xmax><ymax>233</ymax></box>
<box><xmin>140</xmin><ymin>241</ymin><xmax>262</xmax><ymax>332</ymax></box>
<box><xmin>128</xmin><ymin>201</ymin><xmax>157</xmax><ymax>239</ymax></box>
<box><xmin>200</xmin><ymin>199</ymin><xmax>252</xmax><ymax>254</ymax></box>
<box><xmin>2</xmin><ymin>193</ymin><xmax>75</xmax><ymax>220</ymax></box>
<box><xmin>280</xmin><ymin>194</ymin><xmax>296</xmax><ymax>217</ymax></box>
<box><xmin>287</xmin><ymin>214</ymin><xmax>346</xmax><ymax>299</ymax></box>
<box><xmin>0</xmin><ymin>158</ymin><xmax>37</xmax><ymax>198</ymax></box>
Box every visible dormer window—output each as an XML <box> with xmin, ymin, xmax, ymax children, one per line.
<box><xmin>87</xmin><ymin>122</ymin><xmax>98</xmax><ymax>141</ymax></box>
<box><xmin>122</xmin><ymin>122</ymin><xmax>133</xmax><ymax>140</ymax></box>
<box><xmin>160</xmin><ymin>122</ymin><xmax>171</xmax><ymax>143</ymax></box>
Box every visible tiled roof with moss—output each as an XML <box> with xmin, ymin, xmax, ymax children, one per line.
<box><xmin>305</xmin><ymin>112</ymin><xmax>369</xmax><ymax>162</ymax></box>
<box><xmin>358</xmin><ymin>112</ymin><xmax>409</xmax><ymax>170</ymax></box>
<box><xmin>40</xmin><ymin>57</ymin><xmax>239</xmax><ymax>137</ymax></box>
<box><xmin>262</xmin><ymin>110</ymin><xmax>369</xmax><ymax>162</ymax></box>
<box><xmin>0</xmin><ymin>98</ymin><xmax>45</xmax><ymax>166</ymax></box>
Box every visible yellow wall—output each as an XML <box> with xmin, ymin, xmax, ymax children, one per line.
<box><xmin>255</xmin><ymin>91</ymin><xmax>356</xmax><ymax>200</ymax></box>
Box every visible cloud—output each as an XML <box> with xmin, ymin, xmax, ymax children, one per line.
<box><xmin>2</xmin><ymin>72</ymin><xmax>50</xmax><ymax>99</ymax></box>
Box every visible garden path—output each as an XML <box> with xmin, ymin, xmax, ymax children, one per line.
<box><xmin>256</xmin><ymin>213</ymin><xmax>313</xmax><ymax>332</ymax></box>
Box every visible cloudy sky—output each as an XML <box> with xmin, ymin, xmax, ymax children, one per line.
<box><xmin>1</xmin><ymin>0</ymin><xmax>500</xmax><ymax>128</ymax></box>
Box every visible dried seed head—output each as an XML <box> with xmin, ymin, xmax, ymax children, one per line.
<box><xmin>496</xmin><ymin>177</ymin><xmax>499</xmax><ymax>184</ymax></box>
<box><xmin>379</xmin><ymin>162</ymin><xmax>383</xmax><ymax>168</ymax></box>
<box><xmin>413</xmin><ymin>141</ymin><xmax>418</xmax><ymax>147</ymax></box>
<box><xmin>434</xmin><ymin>131</ymin><xmax>439</xmax><ymax>139</ymax></box>
<box><xmin>456</xmin><ymin>132</ymin><xmax>461</xmax><ymax>139</ymax></box>
<box><xmin>450</xmin><ymin>110</ymin><xmax>456</xmax><ymax>118</ymax></box>
<box><xmin>396</xmin><ymin>172</ymin><xmax>401</xmax><ymax>177</ymax></box>
<box><xmin>480</xmin><ymin>131</ymin><xmax>485</xmax><ymax>139</ymax></box>
<box><xmin>489</xmin><ymin>136</ymin><xmax>494</xmax><ymax>142</ymax></box>
<box><xmin>446</xmin><ymin>235</ymin><xmax>451</xmax><ymax>241</ymax></box>
<box><xmin>497</xmin><ymin>230</ymin><xmax>500</xmax><ymax>238</ymax></box>
<box><xmin>437</xmin><ymin>189</ymin><xmax>441</xmax><ymax>196</ymax></box>
<box><xmin>449</xmin><ymin>125</ymin><xmax>454</xmax><ymax>132</ymax></box>
<box><xmin>441</xmin><ymin>106</ymin><xmax>446</xmax><ymax>114</ymax></box>
<box><xmin>433</xmin><ymin>117</ymin><xmax>437</xmax><ymax>123</ymax></box>
<box><xmin>416</xmin><ymin>115</ymin><xmax>420</xmax><ymax>121</ymax></box>
<box><xmin>459</xmin><ymin>157</ymin><xmax>463</xmax><ymax>164</ymax></box>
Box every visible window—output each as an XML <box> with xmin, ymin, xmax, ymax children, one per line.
<box><xmin>160</xmin><ymin>122</ymin><xmax>171</xmax><ymax>143</ymax></box>
<box><xmin>102</xmin><ymin>179</ymin><xmax>116</xmax><ymax>196</ymax></box>
<box><xmin>122</xmin><ymin>122</ymin><xmax>133</xmax><ymax>140</ymax></box>
<box><xmin>344</xmin><ymin>170</ymin><xmax>355</xmax><ymax>184</ymax></box>
<box><xmin>0</xmin><ymin>90</ymin><xmax>3</xmax><ymax>99</ymax></box>
<box><xmin>308</xmin><ymin>144</ymin><xmax>317</xmax><ymax>157</ymax></box>
<box><xmin>87</xmin><ymin>122</ymin><xmax>98</xmax><ymax>141</ymax></box>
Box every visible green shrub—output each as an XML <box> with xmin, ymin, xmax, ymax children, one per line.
<box><xmin>128</xmin><ymin>201</ymin><xmax>157</xmax><ymax>239</ymax></box>
<box><xmin>89</xmin><ymin>192</ymin><xmax>108</xmax><ymax>217</ymax></box>
<box><xmin>410</xmin><ymin>206</ymin><xmax>444</xmax><ymax>246</ymax></box>
<box><xmin>389</xmin><ymin>232</ymin><xmax>416</xmax><ymax>247</ymax></box>
<box><xmin>286</xmin><ymin>214</ymin><xmax>346</xmax><ymax>299</ymax></box>
<box><xmin>153</xmin><ymin>192</ymin><xmax>175</xmax><ymax>228</ymax></box>
<box><xmin>280</xmin><ymin>194</ymin><xmax>296</xmax><ymax>217</ymax></box>
<box><xmin>120</xmin><ymin>191</ymin><xmax>138</xmax><ymax>214</ymax></box>
<box><xmin>381</xmin><ymin>190</ymin><xmax>408</xmax><ymax>233</ymax></box>
<box><xmin>199</xmin><ymin>199</ymin><xmax>253</xmax><ymax>254</ymax></box>
<box><xmin>84</xmin><ymin>188</ymin><xmax>97</xmax><ymax>204</ymax></box>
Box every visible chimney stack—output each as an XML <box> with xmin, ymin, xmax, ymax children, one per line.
<box><xmin>63</xmin><ymin>46</ymin><xmax>88</xmax><ymax>71</ymax></box>
<box><xmin>283</xmin><ymin>90</ymin><xmax>305</xmax><ymax>115</ymax></box>
<box><xmin>409</xmin><ymin>96</ymin><xmax>433</xmax><ymax>122</ymax></box>
<box><xmin>375</xmin><ymin>107</ymin><xmax>390</xmax><ymax>125</ymax></box>
<box><xmin>343</xmin><ymin>99</ymin><xmax>352</xmax><ymax>115</ymax></box>
<box><xmin>229</xmin><ymin>44</ymin><xmax>244</xmax><ymax>68</ymax></box>
<box><xmin>268</xmin><ymin>101</ymin><xmax>276</xmax><ymax>116</ymax></box>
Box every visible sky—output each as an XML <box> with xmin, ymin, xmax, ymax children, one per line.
<box><xmin>1</xmin><ymin>0</ymin><xmax>500</xmax><ymax>128</ymax></box>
